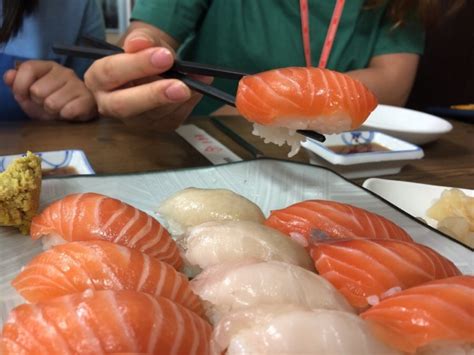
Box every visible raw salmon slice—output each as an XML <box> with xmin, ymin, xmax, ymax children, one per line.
<box><xmin>0</xmin><ymin>290</ymin><xmax>212</xmax><ymax>355</ymax></box>
<box><xmin>265</xmin><ymin>199</ymin><xmax>412</xmax><ymax>247</ymax></box>
<box><xmin>30</xmin><ymin>193</ymin><xmax>182</xmax><ymax>270</ymax></box>
<box><xmin>310</xmin><ymin>239</ymin><xmax>461</xmax><ymax>310</ymax></box>
<box><xmin>12</xmin><ymin>241</ymin><xmax>203</xmax><ymax>316</ymax></box>
<box><xmin>360</xmin><ymin>276</ymin><xmax>474</xmax><ymax>353</ymax></box>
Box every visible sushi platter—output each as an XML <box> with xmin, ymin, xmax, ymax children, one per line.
<box><xmin>0</xmin><ymin>159</ymin><xmax>472</xmax><ymax>353</ymax></box>
<box><xmin>1</xmin><ymin>158</ymin><xmax>471</xmax><ymax>293</ymax></box>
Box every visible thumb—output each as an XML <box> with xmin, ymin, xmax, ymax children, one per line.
<box><xmin>124</xmin><ymin>28</ymin><xmax>159</xmax><ymax>53</ymax></box>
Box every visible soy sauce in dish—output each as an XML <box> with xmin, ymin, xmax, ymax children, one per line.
<box><xmin>328</xmin><ymin>143</ymin><xmax>390</xmax><ymax>155</ymax></box>
<box><xmin>42</xmin><ymin>167</ymin><xmax>78</xmax><ymax>176</ymax></box>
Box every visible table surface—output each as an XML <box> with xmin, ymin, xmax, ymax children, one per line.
<box><xmin>1</xmin><ymin>116</ymin><xmax>473</xmax><ymax>189</ymax></box>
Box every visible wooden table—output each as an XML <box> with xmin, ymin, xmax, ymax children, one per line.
<box><xmin>1</xmin><ymin>116</ymin><xmax>473</xmax><ymax>189</ymax></box>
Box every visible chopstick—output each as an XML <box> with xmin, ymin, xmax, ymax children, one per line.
<box><xmin>297</xmin><ymin>130</ymin><xmax>326</xmax><ymax>142</ymax></box>
<box><xmin>211</xmin><ymin>118</ymin><xmax>265</xmax><ymax>159</ymax></box>
<box><xmin>53</xmin><ymin>37</ymin><xmax>326</xmax><ymax>143</ymax></box>
<box><xmin>82</xmin><ymin>36</ymin><xmax>248</xmax><ymax>79</ymax></box>
<box><xmin>173</xmin><ymin>60</ymin><xmax>247</xmax><ymax>80</ymax></box>
<box><xmin>52</xmin><ymin>45</ymin><xmax>118</xmax><ymax>59</ymax></box>
<box><xmin>52</xmin><ymin>45</ymin><xmax>246</xmax><ymax>79</ymax></box>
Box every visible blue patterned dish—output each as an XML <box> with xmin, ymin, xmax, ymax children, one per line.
<box><xmin>0</xmin><ymin>150</ymin><xmax>95</xmax><ymax>175</ymax></box>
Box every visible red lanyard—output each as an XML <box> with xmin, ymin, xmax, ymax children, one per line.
<box><xmin>299</xmin><ymin>0</ymin><xmax>345</xmax><ymax>68</ymax></box>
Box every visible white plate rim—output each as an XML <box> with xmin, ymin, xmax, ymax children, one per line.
<box><xmin>362</xmin><ymin>104</ymin><xmax>453</xmax><ymax>134</ymax></box>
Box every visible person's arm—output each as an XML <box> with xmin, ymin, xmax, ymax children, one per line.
<box><xmin>347</xmin><ymin>53</ymin><xmax>420</xmax><ymax>106</ymax></box>
<box><xmin>352</xmin><ymin>8</ymin><xmax>424</xmax><ymax>107</ymax></box>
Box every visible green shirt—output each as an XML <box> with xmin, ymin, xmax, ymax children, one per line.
<box><xmin>132</xmin><ymin>0</ymin><xmax>424</xmax><ymax>115</ymax></box>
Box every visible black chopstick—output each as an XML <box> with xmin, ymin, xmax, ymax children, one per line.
<box><xmin>52</xmin><ymin>45</ymin><xmax>118</xmax><ymax>60</ymax></box>
<box><xmin>173</xmin><ymin>60</ymin><xmax>247</xmax><ymax>80</ymax></box>
<box><xmin>298</xmin><ymin>130</ymin><xmax>326</xmax><ymax>142</ymax></box>
<box><xmin>52</xmin><ymin>44</ymin><xmax>247</xmax><ymax>79</ymax></box>
<box><xmin>211</xmin><ymin>118</ymin><xmax>265</xmax><ymax>159</ymax></box>
<box><xmin>77</xmin><ymin>36</ymin><xmax>249</xmax><ymax>79</ymax></box>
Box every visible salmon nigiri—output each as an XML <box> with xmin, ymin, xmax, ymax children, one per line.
<box><xmin>12</xmin><ymin>241</ymin><xmax>203</xmax><ymax>316</ymax></box>
<box><xmin>236</xmin><ymin>67</ymin><xmax>378</xmax><ymax>156</ymax></box>
<box><xmin>360</xmin><ymin>276</ymin><xmax>474</xmax><ymax>354</ymax></box>
<box><xmin>0</xmin><ymin>290</ymin><xmax>212</xmax><ymax>355</ymax></box>
<box><xmin>30</xmin><ymin>193</ymin><xmax>182</xmax><ymax>270</ymax></box>
<box><xmin>310</xmin><ymin>239</ymin><xmax>461</xmax><ymax>310</ymax></box>
<box><xmin>265</xmin><ymin>199</ymin><xmax>412</xmax><ymax>247</ymax></box>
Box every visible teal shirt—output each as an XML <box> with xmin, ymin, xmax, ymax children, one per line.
<box><xmin>132</xmin><ymin>0</ymin><xmax>424</xmax><ymax>114</ymax></box>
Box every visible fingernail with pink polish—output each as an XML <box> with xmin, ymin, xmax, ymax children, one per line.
<box><xmin>150</xmin><ymin>48</ymin><xmax>173</xmax><ymax>69</ymax></box>
<box><xmin>165</xmin><ymin>82</ymin><xmax>190</xmax><ymax>102</ymax></box>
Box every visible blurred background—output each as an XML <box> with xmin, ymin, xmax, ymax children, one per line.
<box><xmin>99</xmin><ymin>0</ymin><xmax>134</xmax><ymax>43</ymax></box>
<box><xmin>406</xmin><ymin>0</ymin><xmax>474</xmax><ymax>111</ymax></box>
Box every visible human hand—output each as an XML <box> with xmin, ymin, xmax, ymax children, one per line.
<box><xmin>3</xmin><ymin>60</ymin><xmax>97</xmax><ymax>121</ymax></box>
<box><xmin>84</xmin><ymin>24</ymin><xmax>211</xmax><ymax>132</ymax></box>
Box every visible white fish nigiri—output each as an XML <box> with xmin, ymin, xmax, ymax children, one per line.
<box><xmin>190</xmin><ymin>260</ymin><xmax>353</xmax><ymax>324</ymax></box>
<box><xmin>158</xmin><ymin>188</ymin><xmax>265</xmax><ymax>236</ymax></box>
<box><xmin>183</xmin><ymin>221</ymin><xmax>314</xmax><ymax>272</ymax></box>
<box><xmin>212</xmin><ymin>305</ymin><xmax>401</xmax><ymax>355</ymax></box>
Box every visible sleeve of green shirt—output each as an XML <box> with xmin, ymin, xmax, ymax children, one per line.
<box><xmin>373</xmin><ymin>13</ymin><xmax>425</xmax><ymax>57</ymax></box>
<box><xmin>131</xmin><ymin>0</ymin><xmax>210</xmax><ymax>44</ymax></box>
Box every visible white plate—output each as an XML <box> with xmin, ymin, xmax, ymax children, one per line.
<box><xmin>0</xmin><ymin>159</ymin><xmax>471</xmax><ymax>324</ymax></box>
<box><xmin>361</xmin><ymin>104</ymin><xmax>453</xmax><ymax>145</ymax></box>
<box><xmin>363</xmin><ymin>178</ymin><xmax>473</xmax><ymax>245</ymax></box>
<box><xmin>0</xmin><ymin>150</ymin><xmax>95</xmax><ymax>176</ymax></box>
<box><xmin>302</xmin><ymin>131</ymin><xmax>424</xmax><ymax>179</ymax></box>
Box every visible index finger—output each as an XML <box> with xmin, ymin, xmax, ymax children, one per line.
<box><xmin>84</xmin><ymin>47</ymin><xmax>174</xmax><ymax>92</ymax></box>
